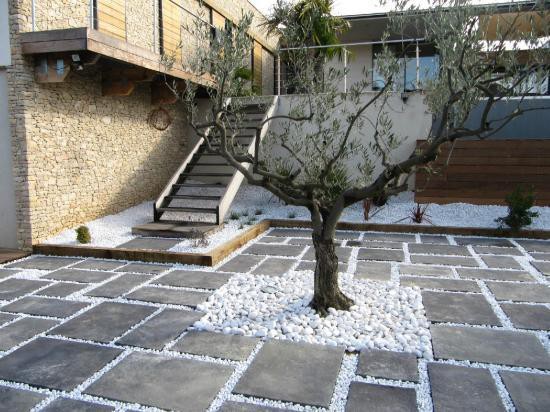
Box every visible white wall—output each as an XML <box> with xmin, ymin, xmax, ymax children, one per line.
<box><xmin>0</xmin><ymin>0</ymin><xmax>9</xmax><ymax>67</ymax></box>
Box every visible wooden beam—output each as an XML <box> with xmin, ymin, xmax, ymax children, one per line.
<box><xmin>151</xmin><ymin>78</ymin><xmax>184</xmax><ymax>105</ymax></box>
<box><xmin>34</xmin><ymin>55</ymin><xmax>71</xmax><ymax>83</ymax></box>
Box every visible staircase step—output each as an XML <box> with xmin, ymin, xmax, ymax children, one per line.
<box><xmin>190</xmin><ymin>163</ymin><xmax>230</xmax><ymax>166</ymax></box>
<box><xmin>158</xmin><ymin>207</ymin><xmax>218</xmax><ymax>214</ymax></box>
<box><xmin>180</xmin><ymin>172</ymin><xmax>233</xmax><ymax>177</ymax></box>
<box><xmin>166</xmin><ymin>194</ymin><xmax>222</xmax><ymax>200</ymax></box>
<box><xmin>173</xmin><ymin>183</ymin><xmax>226</xmax><ymax>188</ymax></box>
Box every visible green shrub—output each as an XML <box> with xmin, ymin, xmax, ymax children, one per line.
<box><xmin>229</xmin><ymin>211</ymin><xmax>240</xmax><ymax>220</ymax></box>
<box><xmin>287</xmin><ymin>211</ymin><xmax>296</xmax><ymax>219</ymax></box>
<box><xmin>75</xmin><ymin>226</ymin><xmax>91</xmax><ymax>244</ymax></box>
<box><xmin>255</xmin><ymin>208</ymin><xmax>264</xmax><ymax>215</ymax></box>
<box><xmin>495</xmin><ymin>186</ymin><xmax>539</xmax><ymax>231</ymax></box>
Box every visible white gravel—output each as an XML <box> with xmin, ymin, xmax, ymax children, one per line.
<box><xmin>194</xmin><ymin>270</ymin><xmax>431</xmax><ymax>356</ymax></box>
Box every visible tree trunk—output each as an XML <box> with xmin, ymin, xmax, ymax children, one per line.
<box><xmin>309</xmin><ymin>232</ymin><xmax>354</xmax><ymax>316</ymax></box>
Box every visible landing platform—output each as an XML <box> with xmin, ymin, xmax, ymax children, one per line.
<box><xmin>131</xmin><ymin>222</ymin><xmax>222</xmax><ymax>239</ymax></box>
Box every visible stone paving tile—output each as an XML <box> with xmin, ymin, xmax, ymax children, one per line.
<box><xmin>50</xmin><ymin>302</ymin><xmax>157</xmax><ymax>343</ymax></box>
<box><xmin>286</xmin><ymin>238</ymin><xmax>314</xmax><ymax>246</ymax></box>
<box><xmin>0</xmin><ymin>312</ymin><xmax>17</xmax><ymax>325</ymax></box>
<box><xmin>334</xmin><ymin>230</ymin><xmax>361</xmax><ymax>240</ymax></box>
<box><xmin>419</xmin><ymin>234</ymin><xmax>450</xmax><ymax>244</ymax></box>
<box><xmin>41</xmin><ymin>397</ymin><xmax>114</xmax><ymax>411</ymax></box>
<box><xmin>530</xmin><ymin>252</ymin><xmax>550</xmax><ymax>261</ymax></box>
<box><xmin>71</xmin><ymin>259</ymin><xmax>127</xmax><ymax>271</ymax></box>
<box><xmin>268</xmin><ymin>228</ymin><xmax>312</xmax><ymax>238</ymax></box>
<box><xmin>0</xmin><ymin>278</ymin><xmax>51</xmax><ymax>301</ymax></box>
<box><xmin>481</xmin><ymin>255</ymin><xmax>523</xmax><ymax>270</ymax></box>
<box><xmin>431</xmin><ymin>325</ymin><xmax>550</xmax><ymax>369</ymax></box>
<box><xmin>258</xmin><ymin>236</ymin><xmax>289</xmax><ymax>244</ymax></box>
<box><xmin>421</xmin><ymin>291</ymin><xmax>500</xmax><ymax>326</ymax></box>
<box><xmin>473</xmin><ymin>245</ymin><xmax>523</xmax><ymax>255</ymax></box>
<box><xmin>345</xmin><ymin>382</ymin><xmax>417</xmax><ymax>412</ymax></box>
<box><xmin>302</xmin><ymin>246</ymin><xmax>352</xmax><ymax>262</ymax></box>
<box><xmin>294</xmin><ymin>260</ymin><xmax>347</xmax><ymax>272</ymax></box>
<box><xmin>85</xmin><ymin>351</ymin><xmax>233</xmax><ymax>411</ymax></box>
<box><xmin>85</xmin><ymin>274</ymin><xmax>152</xmax><ymax>298</ymax></box>
<box><xmin>243</xmin><ymin>244</ymin><xmax>306</xmax><ymax>257</ymax></box>
<box><xmin>500</xmin><ymin>303</ymin><xmax>550</xmax><ymax>330</ymax></box>
<box><xmin>0</xmin><ymin>386</ymin><xmax>46</xmax><ymax>411</ymax></box>
<box><xmin>515</xmin><ymin>239</ymin><xmax>550</xmax><ymax>253</ymax></box>
<box><xmin>400</xmin><ymin>277</ymin><xmax>481</xmax><ymax>292</ymax></box>
<box><xmin>126</xmin><ymin>286</ymin><xmax>211</xmax><ymax>308</ymax></box>
<box><xmin>116</xmin><ymin>262</ymin><xmax>170</xmax><ymax>274</ymax></box>
<box><xmin>428</xmin><ymin>363</ymin><xmax>504</xmax><ymax>412</ymax></box>
<box><xmin>363</xmin><ymin>232</ymin><xmax>416</xmax><ymax>242</ymax></box>
<box><xmin>0</xmin><ymin>337</ymin><xmax>122</xmax><ymax>391</ymax></box>
<box><xmin>487</xmin><ymin>281</ymin><xmax>550</xmax><ymax>303</ymax></box>
<box><xmin>218</xmin><ymin>254</ymin><xmax>264</xmax><ymax>273</ymax></box>
<box><xmin>44</xmin><ymin>269</ymin><xmax>116</xmax><ymax>283</ymax></box>
<box><xmin>347</xmin><ymin>240</ymin><xmax>403</xmax><ymax>249</ymax></box>
<box><xmin>0</xmin><ymin>268</ymin><xmax>19</xmax><ymax>279</ymax></box>
<box><xmin>251</xmin><ymin>257</ymin><xmax>297</xmax><ymax>277</ymax></box>
<box><xmin>408</xmin><ymin>244</ymin><xmax>471</xmax><ymax>256</ymax></box>
<box><xmin>117</xmin><ymin>309</ymin><xmax>203</xmax><ymax>350</ymax></box>
<box><xmin>455</xmin><ymin>237</ymin><xmax>513</xmax><ymax>247</ymax></box>
<box><xmin>531</xmin><ymin>260</ymin><xmax>550</xmax><ymax>276</ymax></box>
<box><xmin>6</xmin><ymin>256</ymin><xmax>82</xmax><ymax>270</ymax></box>
<box><xmin>117</xmin><ymin>237</ymin><xmax>181</xmax><ymax>250</ymax></box>
<box><xmin>357</xmin><ymin>349</ymin><xmax>418</xmax><ymax>382</ymax></box>
<box><xmin>398</xmin><ymin>264</ymin><xmax>454</xmax><ymax>277</ymax></box>
<box><xmin>35</xmin><ymin>282</ymin><xmax>87</xmax><ymax>297</ymax></box>
<box><xmin>354</xmin><ymin>261</ymin><xmax>392</xmax><ymax>281</ymax></box>
<box><xmin>156</xmin><ymin>270</ymin><xmax>233</xmax><ymax>289</ymax></box>
<box><xmin>1</xmin><ymin>296</ymin><xmax>89</xmax><ymax>318</ymax></box>
<box><xmin>234</xmin><ymin>339</ymin><xmax>344</xmax><ymax>408</ymax></box>
<box><xmin>357</xmin><ymin>248</ymin><xmax>404</xmax><ymax>262</ymax></box>
<box><xmin>410</xmin><ymin>254</ymin><xmax>479</xmax><ymax>267</ymax></box>
<box><xmin>456</xmin><ymin>267</ymin><xmax>534</xmax><ymax>282</ymax></box>
<box><xmin>219</xmin><ymin>401</ymin><xmax>289</xmax><ymax>412</ymax></box>
<box><xmin>173</xmin><ymin>330</ymin><xmax>259</xmax><ymax>361</ymax></box>
<box><xmin>500</xmin><ymin>371</ymin><xmax>550</xmax><ymax>412</ymax></box>
<box><xmin>0</xmin><ymin>317</ymin><xmax>58</xmax><ymax>351</ymax></box>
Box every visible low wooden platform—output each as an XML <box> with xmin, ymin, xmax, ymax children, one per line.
<box><xmin>0</xmin><ymin>249</ymin><xmax>30</xmax><ymax>264</ymax></box>
<box><xmin>415</xmin><ymin>139</ymin><xmax>550</xmax><ymax>205</ymax></box>
<box><xmin>132</xmin><ymin>222</ymin><xmax>222</xmax><ymax>239</ymax></box>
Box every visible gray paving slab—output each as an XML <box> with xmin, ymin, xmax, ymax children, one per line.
<box><xmin>258</xmin><ymin>236</ymin><xmax>288</xmax><ymax>244</ymax></box>
<box><xmin>234</xmin><ymin>339</ymin><xmax>344</xmax><ymax>408</ymax></box>
<box><xmin>1</xmin><ymin>296</ymin><xmax>89</xmax><ymax>318</ymax></box>
<box><xmin>6</xmin><ymin>256</ymin><xmax>82</xmax><ymax>270</ymax></box>
<box><xmin>455</xmin><ymin>237</ymin><xmax>513</xmax><ymax>247</ymax></box>
<box><xmin>500</xmin><ymin>371</ymin><xmax>550</xmax><ymax>412</ymax></box>
<box><xmin>85</xmin><ymin>351</ymin><xmax>233</xmax><ymax>411</ymax></box>
<box><xmin>286</xmin><ymin>238</ymin><xmax>314</xmax><ymax>246</ymax></box>
<box><xmin>0</xmin><ymin>278</ymin><xmax>51</xmax><ymax>301</ymax></box>
<box><xmin>218</xmin><ymin>254</ymin><xmax>264</xmax><ymax>273</ymax></box>
<box><xmin>268</xmin><ymin>228</ymin><xmax>312</xmax><ymax>238</ymax></box>
<box><xmin>515</xmin><ymin>239</ymin><xmax>550</xmax><ymax>253</ymax></box>
<box><xmin>431</xmin><ymin>325</ymin><xmax>550</xmax><ymax>369</ymax></box>
<box><xmin>117</xmin><ymin>309</ymin><xmax>203</xmax><ymax>350</ymax></box>
<box><xmin>428</xmin><ymin>363</ymin><xmax>504</xmax><ymax>412</ymax></box>
<box><xmin>85</xmin><ymin>273</ymin><xmax>152</xmax><ymax>298</ymax></box>
<box><xmin>408</xmin><ymin>243</ymin><xmax>471</xmax><ymax>256</ymax></box>
<box><xmin>456</xmin><ymin>267</ymin><xmax>534</xmax><ymax>282</ymax></box>
<box><xmin>126</xmin><ymin>286</ymin><xmax>211</xmax><ymax>308</ymax></box>
<box><xmin>357</xmin><ymin>248</ymin><xmax>404</xmax><ymax>262</ymax></box>
<box><xmin>410</xmin><ymin>254</ymin><xmax>479</xmax><ymax>267</ymax></box>
<box><xmin>50</xmin><ymin>302</ymin><xmax>157</xmax><ymax>343</ymax></box>
<box><xmin>354</xmin><ymin>261</ymin><xmax>392</xmax><ymax>281</ymax></box>
<box><xmin>398</xmin><ymin>264</ymin><xmax>454</xmax><ymax>277</ymax></box>
<box><xmin>243</xmin><ymin>244</ymin><xmax>306</xmax><ymax>257</ymax></box>
<box><xmin>530</xmin><ymin>252</ymin><xmax>550</xmax><ymax>261</ymax></box>
<box><xmin>473</xmin><ymin>245</ymin><xmax>523</xmax><ymax>255</ymax></box>
<box><xmin>0</xmin><ymin>337</ymin><xmax>122</xmax><ymax>391</ymax></box>
<box><xmin>500</xmin><ymin>303</ymin><xmax>550</xmax><ymax>330</ymax></box>
<box><xmin>44</xmin><ymin>269</ymin><xmax>116</xmax><ymax>283</ymax></box>
<box><xmin>219</xmin><ymin>401</ymin><xmax>289</xmax><ymax>412</ymax></box>
<box><xmin>487</xmin><ymin>282</ymin><xmax>550</xmax><ymax>303</ymax></box>
<box><xmin>0</xmin><ymin>386</ymin><xmax>46</xmax><ymax>411</ymax></box>
<box><xmin>251</xmin><ymin>258</ymin><xmax>298</xmax><ymax>277</ymax></box>
<box><xmin>421</xmin><ymin>291</ymin><xmax>500</xmax><ymax>326</ymax></box>
<box><xmin>116</xmin><ymin>262</ymin><xmax>170</xmax><ymax>274</ymax></box>
<box><xmin>0</xmin><ymin>317</ymin><xmax>58</xmax><ymax>351</ymax></box>
<box><xmin>419</xmin><ymin>234</ymin><xmax>450</xmax><ymax>244</ymax></box>
<box><xmin>531</xmin><ymin>260</ymin><xmax>550</xmax><ymax>276</ymax></box>
<box><xmin>334</xmin><ymin>231</ymin><xmax>361</xmax><ymax>240</ymax></box>
<box><xmin>347</xmin><ymin>240</ymin><xmax>403</xmax><ymax>249</ymax></box>
<box><xmin>0</xmin><ymin>268</ymin><xmax>19</xmax><ymax>279</ymax></box>
<box><xmin>362</xmin><ymin>232</ymin><xmax>416</xmax><ymax>242</ymax></box>
<box><xmin>481</xmin><ymin>255</ymin><xmax>523</xmax><ymax>270</ymax></box>
<box><xmin>117</xmin><ymin>237</ymin><xmax>181</xmax><ymax>250</ymax></box>
<box><xmin>357</xmin><ymin>349</ymin><xmax>418</xmax><ymax>382</ymax></box>
<box><xmin>302</xmin><ymin>246</ymin><xmax>352</xmax><ymax>262</ymax></box>
<box><xmin>71</xmin><ymin>259</ymin><xmax>127</xmax><ymax>271</ymax></box>
<box><xmin>400</xmin><ymin>277</ymin><xmax>481</xmax><ymax>292</ymax></box>
<box><xmin>345</xmin><ymin>382</ymin><xmax>417</xmax><ymax>412</ymax></box>
<box><xmin>41</xmin><ymin>397</ymin><xmax>114</xmax><ymax>412</ymax></box>
<box><xmin>156</xmin><ymin>270</ymin><xmax>233</xmax><ymax>289</ymax></box>
<box><xmin>0</xmin><ymin>312</ymin><xmax>17</xmax><ymax>325</ymax></box>
<box><xmin>295</xmin><ymin>260</ymin><xmax>347</xmax><ymax>272</ymax></box>
<box><xmin>174</xmin><ymin>330</ymin><xmax>259</xmax><ymax>361</ymax></box>
<box><xmin>36</xmin><ymin>282</ymin><xmax>87</xmax><ymax>297</ymax></box>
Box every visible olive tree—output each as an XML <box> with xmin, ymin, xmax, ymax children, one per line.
<box><xmin>169</xmin><ymin>0</ymin><xmax>549</xmax><ymax>315</ymax></box>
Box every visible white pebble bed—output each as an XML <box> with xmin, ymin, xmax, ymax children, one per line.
<box><xmin>195</xmin><ymin>270</ymin><xmax>432</xmax><ymax>356</ymax></box>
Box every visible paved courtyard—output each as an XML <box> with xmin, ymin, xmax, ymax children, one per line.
<box><xmin>0</xmin><ymin>228</ymin><xmax>549</xmax><ymax>411</ymax></box>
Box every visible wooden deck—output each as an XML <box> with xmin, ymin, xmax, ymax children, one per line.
<box><xmin>0</xmin><ymin>249</ymin><xmax>30</xmax><ymax>265</ymax></box>
<box><xmin>19</xmin><ymin>27</ymin><xmax>212</xmax><ymax>87</ymax></box>
<box><xmin>415</xmin><ymin>139</ymin><xmax>550</xmax><ymax>205</ymax></box>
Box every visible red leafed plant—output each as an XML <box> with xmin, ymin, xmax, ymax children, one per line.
<box><xmin>395</xmin><ymin>203</ymin><xmax>433</xmax><ymax>224</ymax></box>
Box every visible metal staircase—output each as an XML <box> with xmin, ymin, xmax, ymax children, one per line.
<box><xmin>153</xmin><ymin>96</ymin><xmax>278</xmax><ymax>225</ymax></box>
